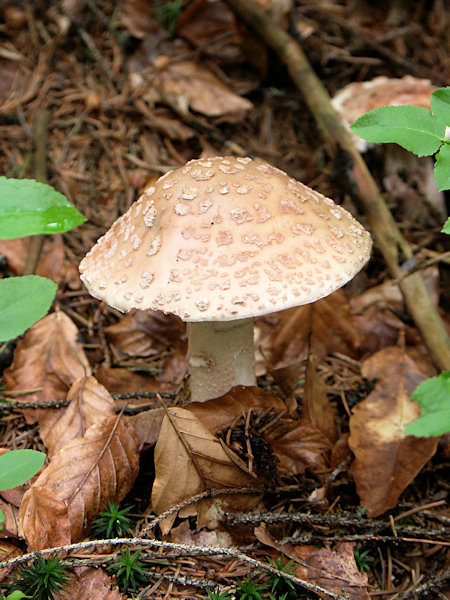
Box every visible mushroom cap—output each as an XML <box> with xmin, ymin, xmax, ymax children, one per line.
<box><xmin>332</xmin><ymin>75</ymin><xmax>436</xmax><ymax>152</ymax></box>
<box><xmin>79</xmin><ymin>156</ymin><xmax>372</xmax><ymax>321</ymax></box>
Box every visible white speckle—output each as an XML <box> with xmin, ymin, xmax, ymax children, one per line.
<box><xmin>292</xmin><ymin>223</ymin><xmax>315</xmax><ymax>236</ymax></box>
<box><xmin>218</xmin><ymin>164</ymin><xmax>239</xmax><ymax>174</ymax></box>
<box><xmin>174</xmin><ymin>203</ymin><xmax>190</xmax><ymax>216</ymax></box>
<box><xmin>230</xmin><ymin>208</ymin><xmax>253</xmax><ymax>224</ymax></box>
<box><xmin>162</xmin><ymin>180</ymin><xmax>176</xmax><ymax>190</ymax></box>
<box><xmin>132</xmin><ymin>234</ymin><xmax>142</xmax><ymax>250</ymax></box>
<box><xmin>178</xmin><ymin>249</ymin><xmax>192</xmax><ymax>261</ymax></box>
<box><xmin>105</xmin><ymin>239</ymin><xmax>117</xmax><ymax>258</ymax></box>
<box><xmin>198</xmin><ymin>199</ymin><xmax>213</xmax><ymax>214</ymax></box>
<box><xmin>145</xmin><ymin>186</ymin><xmax>155</xmax><ymax>197</ymax></box>
<box><xmin>124</xmin><ymin>258</ymin><xmax>133</xmax><ymax>267</ymax></box>
<box><xmin>134</xmin><ymin>295</ymin><xmax>143</xmax><ymax>303</ymax></box>
<box><xmin>181</xmin><ymin>188</ymin><xmax>198</xmax><ymax>200</ymax></box>
<box><xmin>330</xmin><ymin>226</ymin><xmax>344</xmax><ymax>239</ymax></box>
<box><xmin>280</xmin><ymin>197</ymin><xmax>304</xmax><ymax>215</ymax></box>
<box><xmin>219</xmin><ymin>186</ymin><xmax>229</xmax><ymax>195</ymax></box>
<box><xmin>147</xmin><ymin>235</ymin><xmax>161</xmax><ymax>256</ymax></box>
<box><xmin>118</xmin><ymin>249</ymin><xmax>127</xmax><ymax>260</ymax></box>
<box><xmin>144</xmin><ymin>205</ymin><xmax>156</xmax><ymax>228</ymax></box>
<box><xmin>114</xmin><ymin>274</ymin><xmax>128</xmax><ymax>285</ymax></box>
<box><xmin>237</xmin><ymin>185</ymin><xmax>252</xmax><ymax>194</ymax></box>
<box><xmin>330</xmin><ymin>208</ymin><xmax>343</xmax><ymax>220</ymax></box>
<box><xmin>140</xmin><ymin>271</ymin><xmax>154</xmax><ymax>288</ymax></box>
<box><xmin>196</xmin><ymin>298</ymin><xmax>210</xmax><ymax>311</ymax></box>
<box><xmin>254</xmin><ymin>203</ymin><xmax>272</xmax><ymax>222</ymax></box>
<box><xmin>216</xmin><ymin>230</ymin><xmax>233</xmax><ymax>246</ymax></box>
<box><xmin>191</xmin><ymin>168</ymin><xmax>214</xmax><ymax>181</ymax></box>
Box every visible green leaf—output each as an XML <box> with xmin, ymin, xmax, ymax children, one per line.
<box><xmin>4</xmin><ymin>592</ymin><xmax>31</xmax><ymax>600</ymax></box>
<box><xmin>0</xmin><ymin>177</ymin><xmax>86</xmax><ymax>239</ymax></box>
<box><xmin>0</xmin><ymin>449</ymin><xmax>45</xmax><ymax>490</ymax></box>
<box><xmin>0</xmin><ymin>275</ymin><xmax>57</xmax><ymax>342</ymax></box>
<box><xmin>350</xmin><ymin>105</ymin><xmax>446</xmax><ymax>156</ymax></box>
<box><xmin>405</xmin><ymin>371</ymin><xmax>450</xmax><ymax>437</ymax></box>
<box><xmin>434</xmin><ymin>142</ymin><xmax>450</xmax><ymax>191</ymax></box>
<box><xmin>430</xmin><ymin>87</ymin><xmax>450</xmax><ymax>124</ymax></box>
<box><xmin>442</xmin><ymin>217</ymin><xmax>450</xmax><ymax>234</ymax></box>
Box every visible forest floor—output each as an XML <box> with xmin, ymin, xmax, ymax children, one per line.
<box><xmin>0</xmin><ymin>1</ymin><xmax>449</xmax><ymax>599</ymax></box>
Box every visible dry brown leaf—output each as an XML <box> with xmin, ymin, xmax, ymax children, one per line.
<box><xmin>293</xmin><ymin>543</ymin><xmax>370</xmax><ymax>600</ymax></box>
<box><xmin>40</xmin><ymin>376</ymin><xmax>115</xmax><ymax>457</ymax></box>
<box><xmin>0</xmin><ymin>236</ymin><xmax>64</xmax><ymax>282</ymax></box>
<box><xmin>59</xmin><ymin>567</ymin><xmax>125</xmax><ymax>600</ymax></box>
<box><xmin>304</xmin><ymin>351</ymin><xmax>338</xmax><ymax>444</ymax></box>
<box><xmin>105</xmin><ymin>310</ymin><xmax>185</xmax><ymax>357</ymax></box>
<box><xmin>0</xmin><ymin>499</ymin><xmax>20</xmax><ymax>538</ymax></box>
<box><xmin>189</xmin><ymin>385</ymin><xmax>286</xmax><ymax>434</ymax></box>
<box><xmin>148</xmin><ymin>60</ymin><xmax>253</xmax><ymax>121</ymax></box>
<box><xmin>0</xmin><ymin>540</ymin><xmax>23</xmax><ymax>583</ymax></box>
<box><xmin>268</xmin><ymin>418</ymin><xmax>332</xmax><ymax>477</ymax></box>
<box><xmin>20</xmin><ymin>415</ymin><xmax>139</xmax><ymax>549</ymax></box>
<box><xmin>128</xmin><ymin>407</ymin><xmax>165</xmax><ymax>450</ymax></box>
<box><xmin>255</xmin><ymin>290</ymin><xmax>362</xmax><ymax>373</ymax></box>
<box><xmin>151</xmin><ymin>407</ymin><xmax>259</xmax><ymax>534</ymax></box>
<box><xmin>3</xmin><ymin>311</ymin><xmax>91</xmax><ymax>425</ymax></box>
<box><xmin>349</xmin><ymin>346</ymin><xmax>439</xmax><ymax>517</ymax></box>
<box><xmin>95</xmin><ymin>365</ymin><xmax>166</xmax><ymax>396</ymax></box>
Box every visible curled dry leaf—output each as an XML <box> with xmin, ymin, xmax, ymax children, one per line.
<box><xmin>146</xmin><ymin>60</ymin><xmax>253</xmax><ymax>121</ymax></box>
<box><xmin>0</xmin><ymin>498</ymin><xmax>20</xmax><ymax>538</ymax></box>
<box><xmin>303</xmin><ymin>351</ymin><xmax>338</xmax><ymax>444</ymax></box>
<box><xmin>20</xmin><ymin>415</ymin><xmax>139</xmax><ymax>549</ymax></box>
<box><xmin>59</xmin><ymin>567</ymin><xmax>125</xmax><ymax>600</ymax></box>
<box><xmin>105</xmin><ymin>310</ymin><xmax>185</xmax><ymax>357</ymax></box>
<box><xmin>3</xmin><ymin>311</ymin><xmax>91</xmax><ymax>425</ymax></box>
<box><xmin>151</xmin><ymin>407</ymin><xmax>259</xmax><ymax>534</ymax></box>
<box><xmin>255</xmin><ymin>290</ymin><xmax>362</xmax><ymax>374</ymax></box>
<box><xmin>0</xmin><ymin>235</ymin><xmax>64</xmax><ymax>282</ymax></box>
<box><xmin>293</xmin><ymin>542</ymin><xmax>370</xmax><ymax>600</ymax></box>
<box><xmin>349</xmin><ymin>346</ymin><xmax>439</xmax><ymax>517</ymax></box>
<box><xmin>40</xmin><ymin>376</ymin><xmax>115</xmax><ymax>457</ymax></box>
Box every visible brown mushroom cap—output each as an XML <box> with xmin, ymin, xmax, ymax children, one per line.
<box><xmin>79</xmin><ymin>156</ymin><xmax>372</xmax><ymax>321</ymax></box>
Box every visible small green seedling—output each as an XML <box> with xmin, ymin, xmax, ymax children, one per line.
<box><xmin>354</xmin><ymin>548</ymin><xmax>374</xmax><ymax>573</ymax></box>
<box><xmin>155</xmin><ymin>1</ymin><xmax>183</xmax><ymax>39</ymax></box>
<box><xmin>0</xmin><ymin>592</ymin><xmax>30</xmax><ymax>600</ymax></box>
<box><xmin>91</xmin><ymin>501</ymin><xmax>134</xmax><ymax>538</ymax></box>
<box><xmin>15</xmin><ymin>555</ymin><xmax>70</xmax><ymax>600</ymax></box>
<box><xmin>110</xmin><ymin>548</ymin><xmax>147</xmax><ymax>593</ymax></box>
<box><xmin>206</xmin><ymin>590</ymin><xmax>232</xmax><ymax>600</ymax></box>
<box><xmin>351</xmin><ymin>87</ymin><xmax>450</xmax><ymax>437</ymax></box>
<box><xmin>235</xmin><ymin>574</ymin><xmax>268</xmax><ymax>600</ymax></box>
<box><xmin>265</xmin><ymin>555</ymin><xmax>297</xmax><ymax>599</ymax></box>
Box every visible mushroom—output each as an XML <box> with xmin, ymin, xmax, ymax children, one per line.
<box><xmin>79</xmin><ymin>156</ymin><xmax>372</xmax><ymax>402</ymax></box>
<box><xmin>331</xmin><ymin>75</ymin><xmax>447</xmax><ymax>221</ymax></box>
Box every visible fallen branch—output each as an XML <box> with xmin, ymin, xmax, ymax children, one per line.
<box><xmin>223</xmin><ymin>0</ymin><xmax>450</xmax><ymax>371</ymax></box>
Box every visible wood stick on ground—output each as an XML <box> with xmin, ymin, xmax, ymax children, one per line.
<box><xmin>23</xmin><ymin>108</ymin><xmax>49</xmax><ymax>276</ymax></box>
<box><xmin>223</xmin><ymin>0</ymin><xmax>450</xmax><ymax>371</ymax></box>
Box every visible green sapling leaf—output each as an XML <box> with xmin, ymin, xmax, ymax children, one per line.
<box><xmin>442</xmin><ymin>217</ymin><xmax>450</xmax><ymax>234</ymax></box>
<box><xmin>430</xmin><ymin>87</ymin><xmax>450</xmax><ymax>123</ymax></box>
<box><xmin>0</xmin><ymin>449</ymin><xmax>45</xmax><ymax>490</ymax></box>
<box><xmin>350</xmin><ymin>105</ymin><xmax>446</xmax><ymax>156</ymax></box>
<box><xmin>0</xmin><ymin>177</ymin><xmax>86</xmax><ymax>239</ymax></box>
<box><xmin>434</xmin><ymin>142</ymin><xmax>450</xmax><ymax>191</ymax></box>
<box><xmin>0</xmin><ymin>275</ymin><xmax>57</xmax><ymax>341</ymax></box>
<box><xmin>405</xmin><ymin>371</ymin><xmax>450</xmax><ymax>437</ymax></box>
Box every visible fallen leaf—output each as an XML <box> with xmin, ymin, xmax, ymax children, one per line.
<box><xmin>0</xmin><ymin>235</ymin><xmax>64</xmax><ymax>282</ymax></box>
<box><xmin>293</xmin><ymin>543</ymin><xmax>370</xmax><ymax>600</ymax></box>
<box><xmin>128</xmin><ymin>407</ymin><xmax>165</xmax><ymax>450</ymax></box>
<box><xmin>95</xmin><ymin>365</ymin><xmax>167</xmax><ymax>396</ymax></box>
<box><xmin>105</xmin><ymin>310</ymin><xmax>185</xmax><ymax>357</ymax></box>
<box><xmin>255</xmin><ymin>290</ymin><xmax>362</xmax><ymax>373</ymax></box>
<box><xmin>0</xmin><ymin>540</ymin><xmax>22</xmax><ymax>583</ymax></box>
<box><xmin>304</xmin><ymin>351</ymin><xmax>338</xmax><ymax>444</ymax></box>
<box><xmin>349</xmin><ymin>347</ymin><xmax>439</xmax><ymax>517</ymax></box>
<box><xmin>189</xmin><ymin>385</ymin><xmax>286</xmax><ymax>434</ymax></box>
<box><xmin>151</xmin><ymin>407</ymin><xmax>259</xmax><ymax>533</ymax></box>
<box><xmin>147</xmin><ymin>60</ymin><xmax>253</xmax><ymax>121</ymax></box>
<box><xmin>119</xmin><ymin>0</ymin><xmax>156</xmax><ymax>38</ymax></box>
<box><xmin>3</xmin><ymin>311</ymin><xmax>91</xmax><ymax>425</ymax></box>
<box><xmin>268</xmin><ymin>418</ymin><xmax>332</xmax><ymax>477</ymax></box>
<box><xmin>39</xmin><ymin>376</ymin><xmax>116</xmax><ymax>457</ymax></box>
<box><xmin>0</xmin><ymin>499</ymin><xmax>20</xmax><ymax>538</ymax></box>
<box><xmin>59</xmin><ymin>567</ymin><xmax>125</xmax><ymax>600</ymax></box>
<box><xmin>20</xmin><ymin>415</ymin><xmax>139</xmax><ymax>549</ymax></box>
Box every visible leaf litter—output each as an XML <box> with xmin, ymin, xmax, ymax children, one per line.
<box><xmin>0</xmin><ymin>0</ymin><xmax>448</xmax><ymax>598</ymax></box>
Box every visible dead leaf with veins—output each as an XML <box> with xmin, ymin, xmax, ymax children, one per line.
<box><xmin>3</xmin><ymin>311</ymin><xmax>91</xmax><ymax>425</ymax></box>
<box><xmin>39</xmin><ymin>376</ymin><xmax>116</xmax><ymax>457</ymax></box>
<box><xmin>20</xmin><ymin>415</ymin><xmax>139</xmax><ymax>549</ymax></box>
<box><xmin>151</xmin><ymin>406</ymin><xmax>259</xmax><ymax>534</ymax></box>
<box><xmin>349</xmin><ymin>346</ymin><xmax>439</xmax><ymax>517</ymax></box>
<box><xmin>59</xmin><ymin>567</ymin><xmax>125</xmax><ymax>600</ymax></box>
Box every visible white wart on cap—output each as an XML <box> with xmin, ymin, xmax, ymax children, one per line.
<box><xmin>80</xmin><ymin>156</ymin><xmax>372</xmax><ymax>321</ymax></box>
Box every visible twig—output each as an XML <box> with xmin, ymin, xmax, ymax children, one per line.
<box><xmin>0</xmin><ymin>537</ymin><xmax>345</xmax><ymax>599</ymax></box>
<box><xmin>222</xmin><ymin>0</ymin><xmax>450</xmax><ymax>371</ymax></box>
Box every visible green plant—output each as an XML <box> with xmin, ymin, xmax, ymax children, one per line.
<box><xmin>110</xmin><ymin>548</ymin><xmax>147</xmax><ymax>593</ymax></box>
<box><xmin>0</xmin><ymin>449</ymin><xmax>45</xmax><ymax>529</ymax></box>
<box><xmin>0</xmin><ymin>592</ymin><xmax>30</xmax><ymax>600</ymax></box>
<box><xmin>265</xmin><ymin>555</ymin><xmax>297</xmax><ymax>598</ymax></box>
<box><xmin>206</xmin><ymin>590</ymin><xmax>232</xmax><ymax>600</ymax></box>
<box><xmin>235</xmin><ymin>574</ymin><xmax>268</xmax><ymax>600</ymax></box>
<box><xmin>155</xmin><ymin>1</ymin><xmax>183</xmax><ymax>39</ymax></box>
<box><xmin>351</xmin><ymin>88</ymin><xmax>450</xmax><ymax>438</ymax></box>
<box><xmin>92</xmin><ymin>501</ymin><xmax>134</xmax><ymax>538</ymax></box>
<box><xmin>354</xmin><ymin>548</ymin><xmax>374</xmax><ymax>573</ymax></box>
<box><xmin>14</xmin><ymin>555</ymin><xmax>70</xmax><ymax>600</ymax></box>
<box><xmin>0</xmin><ymin>177</ymin><xmax>86</xmax><ymax>342</ymax></box>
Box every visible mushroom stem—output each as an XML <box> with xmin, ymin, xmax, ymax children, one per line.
<box><xmin>186</xmin><ymin>317</ymin><xmax>256</xmax><ymax>402</ymax></box>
